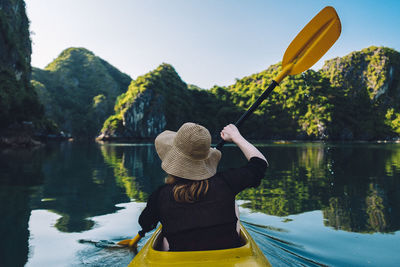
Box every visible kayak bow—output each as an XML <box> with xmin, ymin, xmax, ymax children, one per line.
<box><xmin>128</xmin><ymin>223</ymin><xmax>271</xmax><ymax>266</ymax></box>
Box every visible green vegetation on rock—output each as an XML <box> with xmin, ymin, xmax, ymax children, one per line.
<box><xmin>0</xmin><ymin>0</ymin><xmax>43</xmax><ymax>130</ymax></box>
<box><xmin>99</xmin><ymin>63</ymin><xmax>242</xmax><ymax>139</ymax></box>
<box><xmin>31</xmin><ymin>47</ymin><xmax>132</xmax><ymax>138</ymax></box>
<box><xmin>320</xmin><ymin>46</ymin><xmax>400</xmax><ymax>140</ymax></box>
<box><xmin>219</xmin><ymin>64</ymin><xmax>337</xmax><ymax>139</ymax></box>
<box><xmin>100</xmin><ymin>46</ymin><xmax>400</xmax><ymax>141</ymax></box>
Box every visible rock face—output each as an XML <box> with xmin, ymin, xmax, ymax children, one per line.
<box><xmin>98</xmin><ymin>63</ymin><xmax>242</xmax><ymax>140</ymax></box>
<box><xmin>0</xmin><ymin>0</ymin><xmax>43</xmax><ymax>128</ymax></box>
<box><xmin>31</xmin><ymin>47</ymin><xmax>132</xmax><ymax>138</ymax></box>
<box><xmin>122</xmin><ymin>89</ymin><xmax>166</xmax><ymax>137</ymax></box>
<box><xmin>98</xmin><ymin>88</ymin><xmax>167</xmax><ymax>139</ymax></box>
<box><xmin>321</xmin><ymin>46</ymin><xmax>400</xmax><ymax>104</ymax></box>
<box><xmin>320</xmin><ymin>46</ymin><xmax>400</xmax><ymax>140</ymax></box>
<box><xmin>99</xmin><ymin>64</ymin><xmax>191</xmax><ymax>140</ymax></box>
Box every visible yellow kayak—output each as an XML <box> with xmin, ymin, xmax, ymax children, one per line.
<box><xmin>128</xmin><ymin>223</ymin><xmax>271</xmax><ymax>266</ymax></box>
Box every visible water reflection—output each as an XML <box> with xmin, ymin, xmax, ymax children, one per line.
<box><xmin>1</xmin><ymin>142</ymin><xmax>400</xmax><ymax>266</ymax></box>
<box><xmin>234</xmin><ymin>144</ymin><xmax>400</xmax><ymax>234</ymax></box>
<box><xmin>30</xmin><ymin>142</ymin><xmax>130</xmax><ymax>233</ymax></box>
<box><xmin>0</xmin><ymin>148</ymin><xmax>44</xmax><ymax>267</ymax></box>
<box><xmin>235</xmin><ymin>144</ymin><xmax>331</xmax><ymax>217</ymax></box>
<box><xmin>323</xmin><ymin>181</ymin><xmax>398</xmax><ymax>233</ymax></box>
<box><xmin>98</xmin><ymin>142</ymin><xmax>400</xmax><ymax>234</ymax></box>
<box><xmin>323</xmin><ymin>145</ymin><xmax>400</xmax><ymax>233</ymax></box>
<box><xmin>99</xmin><ymin>144</ymin><xmax>164</xmax><ymax>202</ymax></box>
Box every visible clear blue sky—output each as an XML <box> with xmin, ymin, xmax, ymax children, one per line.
<box><xmin>25</xmin><ymin>0</ymin><xmax>400</xmax><ymax>89</ymax></box>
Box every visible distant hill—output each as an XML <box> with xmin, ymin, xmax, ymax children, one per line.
<box><xmin>100</xmin><ymin>46</ymin><xmax>400</xmax><ymax>141</ymax></box>
<box><xmin>31</xmin><ymin>47</ymin><xmax>132</xmax><ymax>138</ymax></box>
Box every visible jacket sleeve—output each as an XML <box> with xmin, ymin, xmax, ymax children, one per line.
<box><xmin>220</xmin><ymin>157</ymin><xmax>268</xmax><ymax>195</ymax></box>
<box><xmin>138</xmin><ymin>187</ymin><xmax>162</xmax><ymax>237</ymax></box>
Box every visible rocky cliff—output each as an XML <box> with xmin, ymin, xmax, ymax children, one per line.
<box><xmin>0</xmin><ymin>0</ymin><xmax>43</xmax><ymax>132</ymax></box>
<box><xmin>321</xmin><ymin>46</ymin><xmax>400</xmax><ymax>102</ymax></box>
<box><xmin>98</xmin><ymin>63</ymin><xmax>242</xmax><ymax>140</ymax></box>
<box><xmin>320</xmin><ymin>46</ymin><xmax>400</xmax><ymax>139</ymax></box>
<box><xmin>99</xmin><ymin>64</ymin><xmax>189</xmax><ymax>139</ymax></box>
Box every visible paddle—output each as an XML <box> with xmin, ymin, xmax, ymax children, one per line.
<box><xmin>117</xmin><ymin>5</ymin><xmax>341</xmax><ymax>249</ymax></box>
<box><xmin>117</xmin><ymin>233</ymin><xmax>141</xmax><ymax>248</ymax></box>
<box><xmin>216</xmin><ymin>6</ymin><xmax>341</xmax><ymax>150</ymax></box>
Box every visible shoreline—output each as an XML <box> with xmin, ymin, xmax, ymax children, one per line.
<box><xmin>2</xmin><ymin>135</ymin><xmax>400</xmax><ymax>150</ymax></box>
<box><xmin>0</xmin><ymin>134</ymin><xmax>43</xmax><ymax>149</ymax></box>
<box><xmin>96</xmin><ymin>138</ymin><xmax>400</xmax><ymax>145</ymax></box>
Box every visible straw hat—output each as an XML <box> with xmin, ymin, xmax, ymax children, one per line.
<box><xmin>155</xmin><ymin>122</ymin><xmax>221</xmax><ymax>180</ymax></box>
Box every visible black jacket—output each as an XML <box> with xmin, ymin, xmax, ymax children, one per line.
<box><xmin>138</xmin><ymin>157</ymin><xmax>268</xmax><ymax>251</ymax></box>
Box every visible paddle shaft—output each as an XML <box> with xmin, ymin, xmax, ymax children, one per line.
<box><xmin>129</xmin><ymin>234</ymin><xmax>141</xmax><ymax>247</ymax></box>
<box><xmin>215</xmin><ymin>80</ymin><xmax>279</xmax><ymax>150</ymax></box>
<box><xmin>117</xmin><ymin>233</ymin><xmax>142</xmax><ymax>247</ymax></box>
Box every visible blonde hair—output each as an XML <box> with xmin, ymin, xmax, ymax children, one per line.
<box><xmin>165</xmin><ymin>175</ymin><xmax>210</xmax><ymax>203</ymax></box>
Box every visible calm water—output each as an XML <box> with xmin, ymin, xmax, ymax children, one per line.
<box><xmin>0</xmin><ymin>141</ymin><xmax>399</xmax><ymax>266</ymax></box>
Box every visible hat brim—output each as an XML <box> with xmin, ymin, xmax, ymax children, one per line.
<box><xmin>155</xmin><ymin>130</ymin><xmax>176</xmax><ymax>160</ymax></box>
<box><xmin>155</xmin><ymin>130</ymin><xmax>221</xmax><ymax>180</ymax></box>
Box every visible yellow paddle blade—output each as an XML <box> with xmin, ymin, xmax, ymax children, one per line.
<box><xmin>117</xmin><ymin>234</ymin><xmax>141</xmax><ymax>247</ymax></box>
<box><xmin>275</xmin><ymin>6</ymin><xmax>341</xmax><ymax>83</ymax></box>
<box><xmin>117</xmin><ymin>239</ymin><xmax>132</xmax><ymax>246</ymax></box>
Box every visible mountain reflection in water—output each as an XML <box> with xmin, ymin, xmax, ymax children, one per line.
<box><xmin>0</xmin><ymin>142</ymin><xmax>399</xmax><ymax>266</ymax></box>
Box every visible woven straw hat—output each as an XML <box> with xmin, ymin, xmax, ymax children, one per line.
<box><xmin>155</xmin><ymin>122</ymin><xmax>221</xmax><ymax>180</ymax></box>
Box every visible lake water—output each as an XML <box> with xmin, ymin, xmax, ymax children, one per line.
<box><xmin>0</xmin><ymin>141</ymin><xmax>399</xmax><ymax>266</ymax></box>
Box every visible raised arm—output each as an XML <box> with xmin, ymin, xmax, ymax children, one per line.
<box><xmin>220</xmin><ymin>124</ymin><xmax>268</xmax><ymax>164</ymax></box>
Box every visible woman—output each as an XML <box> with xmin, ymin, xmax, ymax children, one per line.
<box><xmin>138</xmin><ymin>122</ymin><xmax>268</xmax><ymax>251</ymax></box>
